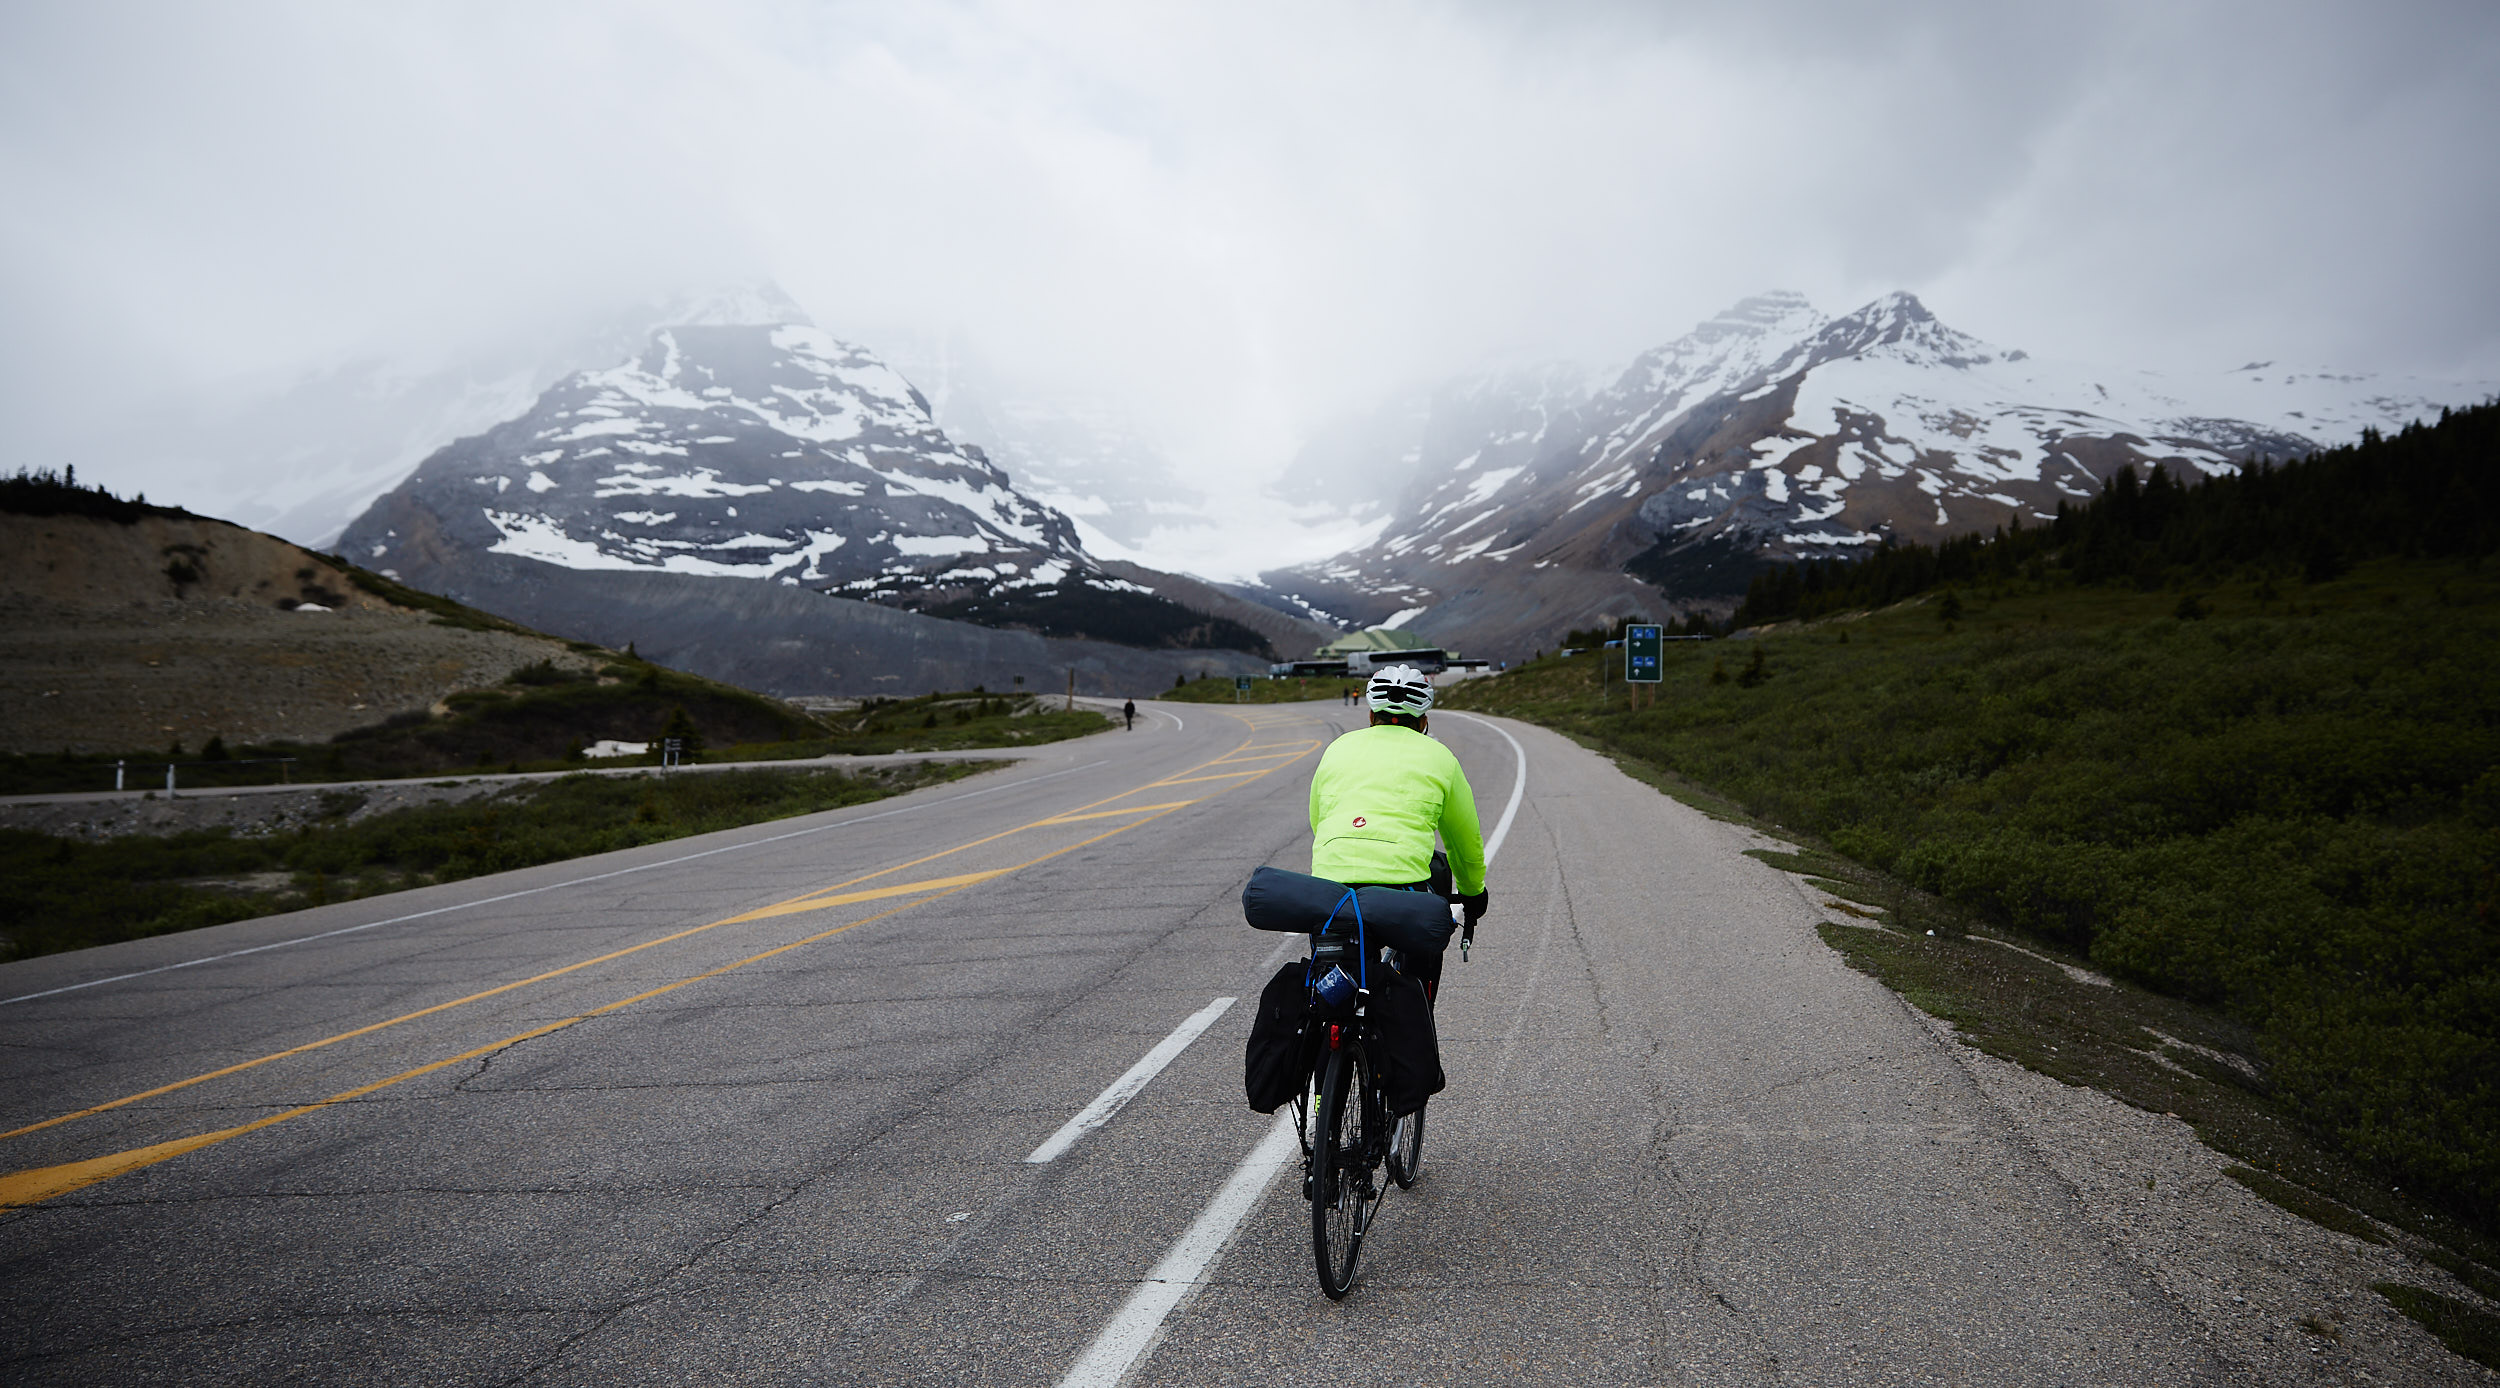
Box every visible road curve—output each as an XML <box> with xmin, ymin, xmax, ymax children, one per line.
<box><xmin>0</xmin><ymin>701</ymin><xmax>2227</xmax><ymax>1385</ymax></box>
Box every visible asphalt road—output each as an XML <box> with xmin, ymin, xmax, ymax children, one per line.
<box><xmin>0</xmin><ymin>701</ymin><xmax>2231</xmax><ymax>1385</ymax></box>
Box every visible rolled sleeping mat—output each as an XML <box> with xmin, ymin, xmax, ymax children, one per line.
<box><xmin>1240</xmin><ymin>865</ymin><xmax>1457</xmax><ymax>955</ymax></box>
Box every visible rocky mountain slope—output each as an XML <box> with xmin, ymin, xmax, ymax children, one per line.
<box><xmin>410</xmin><ymin>553</ymin><xmax>1272</xmax><ymax>700</ymax></box>
<box><xmin>1267</xmin><ymin>291</ymin><xmax>2493</xmax><ymax>656</ymax></box>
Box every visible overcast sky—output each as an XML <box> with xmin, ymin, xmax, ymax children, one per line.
<box><xmin>5</xmin><ymin>0</ymin><xmax>2496</xmax><ymax>524</ymax></box>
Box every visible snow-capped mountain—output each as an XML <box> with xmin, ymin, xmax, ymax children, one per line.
<box><xmin>341</xmin><ymin>293</ymin><xmax>1103</xmax><ymax>607</ymax></box>
<box><xmin>1270</xmin><ymin>291</ymin><xmax>2493</xmax><ymax>655</ymax></box>
<box><xmin>94</xmin><ymin>287</ymin><xmax>842</xmax><ymax>551</ymax></box>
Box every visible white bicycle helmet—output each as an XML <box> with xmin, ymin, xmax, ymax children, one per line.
<box><xmin>1364</xmin><ymin>664</ymin><xmax>1435</xmax><ymax>716</ymax></box>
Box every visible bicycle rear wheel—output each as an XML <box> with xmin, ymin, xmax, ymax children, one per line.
<box><xmin>1388</xmin><ymin>1100</ymin><xmax>1426</xmax><ymax>1189</ymax></box>
<box><xmin>1309</xmin><ymin>1045</ymin><xmax>1376</xmax><ymax>1298</ymax></box>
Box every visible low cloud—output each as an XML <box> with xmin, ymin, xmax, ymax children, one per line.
<box><xmin>4</xmin><ymin>0</ymin><xmax>2493</xmax><ymax>510</ymax></box>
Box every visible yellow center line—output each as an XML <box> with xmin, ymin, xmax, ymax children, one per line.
<box><xmin>1027</xmin><ymin>801</ymin><xmax>1197</xmax><ymax>825</ymax></box>
<box><xmin>1204</xmin><ymin>748</ymin><xmax>1318</xmax><ymax>766</ymax></box>
<box><xmin>765</xmin><ymin>733</ymin><xmax>1311</xmax><ymax>907</ymax></box>
<box><xmin>0</xmin><ymin>715</ymin><xmax>1340</xmax><ymax>1199</ymax></box>
<box><xmin>4</xmin><ymin>733</ymin><xmax>1279</xmax><ymax>1147</ymax></box>
<box><xmin>0</xmin><ymin>795</ymin><xmax>1227</xmax><ymax>1210</ymax></box>
<box><xmin>0</xmin><ymin>887</ymin><xmax>941</xmax><ymax>1211</ymax></box>
<box><xmin>711</xmin><ymin>868</ymin><xmax>1013</xmax><ymax>923</ymax></box>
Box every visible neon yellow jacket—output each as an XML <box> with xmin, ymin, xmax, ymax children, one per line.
<box><xmin>1308</xmin><ymin>724</ymin><xmax>1486</xmax><ymax>896</ymax></box>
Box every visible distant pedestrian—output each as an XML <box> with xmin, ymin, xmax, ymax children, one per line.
<box><xmin>1123</xmin><ymin>699</ymin><xmax>1136</xmax><ymax>731</ymax></box>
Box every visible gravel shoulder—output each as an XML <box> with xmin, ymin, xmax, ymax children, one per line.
<box><xmin>1734</xmin><ymin>826</ymin><xmax>2500</xmax><ymax>1385</ymax></box>
<box><xmin>1924</xmin><ymin>1005</ymin><xmax>2497</xmax><ymax>1385</ymax></box>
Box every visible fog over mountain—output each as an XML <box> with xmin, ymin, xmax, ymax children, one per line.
<box><xmin>5</xmin><ymin>2</ymin><xmax>2495</xmax><ymax>586</ymax></box>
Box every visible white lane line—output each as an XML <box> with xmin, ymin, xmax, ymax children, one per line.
<box><xmin>1056</xmin><ymin>1112</ymin><xmax>1300</xmax><ymax>1388</ymax></box>
<box><xmin>1439</xmin><ymin>711</ymin><xmax>1527</xmax><ymax>862</ymax></box>
<box><xmin>1056</xmin><ymin>714</ymin><xmax>1533</xmax><ymax>1387</ymax></box>
<box><xmin>1026</xmin><ymin>996</ymin><xmax>1238</xmax><ymax>1164</ymax></box>
<box><xmin>0</xmin><ymin>760</ymin><xmax>1106</xmax><ymax>1008</ymax></box>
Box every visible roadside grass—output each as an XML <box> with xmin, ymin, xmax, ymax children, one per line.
<box><xmin>1441</xmin><ymin>554</ymin><xmax>2500</xmax><ymax>1291</ymax></box>
<box><xmin>749</xmin><ymin>692</ymin><xmax>1111</xmax><ymax>755</ymax></box>
<box><xmin>0</xmin><ymin>761</ymin><xmax>990</xmax><ymax>963</ymax></box>
<box><xmin>1164</xmin><ymin>674</ymin><xmax>1364</xmax><ymax>705</ymax></box>
<box><xmin>2</xmin><ymin>680</ymin><xmax>1108</xmax><ymax>796</ymax></box>
<box><xmin>2373</xmin><ymin>1284</ymin><xmax>2500</xmax><ymax>1371</ymax></box>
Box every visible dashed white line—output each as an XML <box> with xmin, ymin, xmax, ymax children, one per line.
<box><xmin>1026</xmin><ymin>996</ymin><xmax>1237</xmax><ymax>1164</ymax></box>
<box><xmin>1055</xmin><ymin>1113</ymin><xmax>1301</xmax><ymax>1388</ymax></box>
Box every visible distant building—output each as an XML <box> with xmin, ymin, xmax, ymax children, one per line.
<box><xmin>1314</xmin><ymin>627</ymin><xmax>1434</xmax><ymax>658</ymax></box>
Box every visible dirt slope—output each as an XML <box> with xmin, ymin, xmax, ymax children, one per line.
<box><xmin>0</xmin><ymin>512</ymin><xmax>599</xmax><ymax>754</ymax></box>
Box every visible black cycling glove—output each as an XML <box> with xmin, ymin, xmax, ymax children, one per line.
<box><xmin>1457</xmin><ymin>890</ymin><xmax>1489</xmax><ymax>924</ymax></box>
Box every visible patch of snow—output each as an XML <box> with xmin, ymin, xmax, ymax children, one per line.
<box><xmin>892</xmin><ymin>533</ymin><xmax>989</xmax><ymax>557</ymax></box>
<box><xmin>555</xmin><ymin>416</ymin><xmax>648</xmax><ymax>443</ymax></box>
<box><xmin>592</xmin><ymin>468</ymin><xmax>774</xmax><ymax>500</ymax></box>
<box><xmin>482</xmin><ymin>510</ymin><xmax>776</xmax><ymax>578</ymax></box>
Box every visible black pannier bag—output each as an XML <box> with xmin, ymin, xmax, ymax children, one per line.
<box><xmin>1244</xmin><ymin>961</ymin><xmax>1318</xmax><ymax>1113</ymax></box>
<box><xmin>1239</xmin><ymin>866</ymin><xmax>1457</xmax><ymax>955</ymax></box>
<box><xmin>1369</xmin><ymin>965</ymin><xmax>1445</xmax><ymax>1117</ymax></box>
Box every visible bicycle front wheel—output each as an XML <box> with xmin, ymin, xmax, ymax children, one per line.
<box><xmin>1309</xmin><ymin>1045</ymin><xmax>1375</xmax><ymax>1298</ymax></box>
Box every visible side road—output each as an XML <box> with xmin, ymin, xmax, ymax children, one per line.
<box><xmin>0</xmin><ymin>747</ymin><xmax>1051</xmax><ymax>809</ymax></box>
<box><xmin>1</xmin><ymin>696</ymin><xmax>1157</xmax><ymax>810</ymax></box>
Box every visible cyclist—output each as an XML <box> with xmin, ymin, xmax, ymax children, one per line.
<box><xmin>1308</xmin><ymin>664</ymin><xmax>1488</xmax><ymax>997</ymax></box>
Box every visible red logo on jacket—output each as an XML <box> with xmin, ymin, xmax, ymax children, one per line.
<box><xmin>1351</xmin><ymin>815</ymin><xmax>1367</xmax><ymax>828</ymax></box>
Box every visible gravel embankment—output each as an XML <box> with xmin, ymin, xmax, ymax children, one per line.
<box><xmin>0</xmin><ymin>780</ymin><xmax>514</xmax><ymax>842</ymax></box>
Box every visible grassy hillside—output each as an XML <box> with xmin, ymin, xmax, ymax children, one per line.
<box><xmin>1446</xmin><ymin>409</ymin><xmax>2500</xmax><ymax>1243</ymax></box>
<box><xmin>3</xmin><ymin>468</ymin><xmax>1113</xmax><ymax>790</ymax></box>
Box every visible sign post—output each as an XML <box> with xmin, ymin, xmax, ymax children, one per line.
<box><xmin>1625</xmin><ymin>624</ymin><xmax>1663</xmax><ymax>708</ymax></box>
<box><xmin>1234</xmin><ymin>674</ymin><xmax>1253</xmax><ymax>703</ymax></box>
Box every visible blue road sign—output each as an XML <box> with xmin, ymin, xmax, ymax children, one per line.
<box><xmin>1625</xmin><ymin>625</ymin><xmax>1663</xmax><ymax>683</ymax></box>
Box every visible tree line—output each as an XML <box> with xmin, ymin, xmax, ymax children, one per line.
<box><xmin>1728</xmin><ymin>399</ymin><xmax>2500</xmax><ymax>627</ymax></box>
